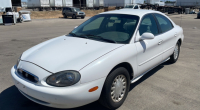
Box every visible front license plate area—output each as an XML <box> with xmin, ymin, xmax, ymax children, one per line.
<box><xmin>15</xmin><ymin>80</ymin><xmax>27</xmax><ymax>94</ymax></box>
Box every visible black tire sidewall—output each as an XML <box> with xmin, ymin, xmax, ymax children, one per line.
<box><xmin>64</xmin><ymin>14</ymin><xmax>67</xmax><ymax>18</ymax></box>
<box><xmin>100</xmin><ymin>67</ymin><xmax>130</xmax><ymax>109</ymax></box>
<box><xmin>72</xmin><ymin>15</ymin><xmax>76</xmax><ymax>19</ymax></box>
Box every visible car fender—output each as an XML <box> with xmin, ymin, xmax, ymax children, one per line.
<box><xmin>79</xmin><ymin>44</ymin><xmax>138</xmax><ymax>84</ymax></box>
<box><xmin>174</xmin><ymin>25</ymin><xmax>184</xmax><ymax>44</ymax></box>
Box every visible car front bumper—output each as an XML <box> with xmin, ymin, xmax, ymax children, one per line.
<box><xmin>11</xmin><ymin>66</ymin><xmax>105</xmax><ymax>108</ymax></box>
<box><xmin>77</xmin><ymin>14</ymin><xmax>85</xmax><ymax>17</ymax></box>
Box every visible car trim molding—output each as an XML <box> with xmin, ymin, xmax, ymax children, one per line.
<box><xmin>139</xmin><ymin>45</ymin><xmax>174</xmax><ymax>66</ymax></box>
<box><xmin>139</xmin><ymin>52</ymin><xmax>163</xmax><ymax>66</ymax></box>
<box><xmin>162</xmin><ymin>46</ymin><xmax>174</xmax><ymax>54</ymax></box>
<box><xmin>132</xmin><ymin>57</ymin><xmax>170</xmax><ymax>83</ymax></box>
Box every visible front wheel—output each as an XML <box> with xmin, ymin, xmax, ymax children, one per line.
<box><xmin>168</xmin><ymin>42</ymin><xmax>180</xmax><ymax>63</ymax></box>
<box><xmin>99</xmin><ymin>67</ymin><xmax>130</xmax><ymax>109</ymax></box>
<box><xmin>81</xmin><ymin>17</ymin><xmax>85</xmax><ymax>19</ymax></box>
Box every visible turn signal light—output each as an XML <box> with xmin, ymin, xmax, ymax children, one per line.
<box><xmin>89</xmin><ymin>86</ymin><xmax>98</xmax><ymax>92</ymax></box>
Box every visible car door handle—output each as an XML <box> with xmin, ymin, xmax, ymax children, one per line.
<box><xmin>158</xmin><ymin>40</ymin><xmax>163</xmax><ymax>45</ymax></box>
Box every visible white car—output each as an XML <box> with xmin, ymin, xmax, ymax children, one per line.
<box><xmin>11</xmin><ymin>9</ymin><xmax>184</xmax><ymax>109</ymax></box>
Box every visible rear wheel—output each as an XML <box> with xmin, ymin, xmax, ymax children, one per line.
<box><xmin>63</xmin><ymin>14</ymin><xmax>67</xmax><ymax>18</ymax></box>
<box><xmin>99</xmin><ymin>67</ymin><xmax>130</xmax><ymax>109</ymax></box>
<box><xmin>72</xmin><ymin>15</ymin><xmax>76</xmax><ymax>19</ymax></box>
<box><xmin>168</xmin><ymin>42</ymin><xmax>180</xmax><ymax>63</ymax></box>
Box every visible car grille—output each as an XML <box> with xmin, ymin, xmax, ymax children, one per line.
<box><xmin>17</xmin><ymin>68</ymin><xmax>39</xmax><ymax>83</ymax></box>
<box><xmin>79</xmin><ymin>13</ymin><xmax>84</xmax><ymax>14</ymax></box>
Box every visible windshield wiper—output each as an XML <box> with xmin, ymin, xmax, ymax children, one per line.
<box><xmin>68</xmin><ymin>32</ymin><xmax>88</xmax><ymax>38</ymax></box>
<box><xmin>83</xmin><ymin>34</ymin><xmax>117</xmax><ymax>43</ymax></box>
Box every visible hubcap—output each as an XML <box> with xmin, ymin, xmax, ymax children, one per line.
<box><xmin>174</xmin><ymin>44</ymin><xmax>179</xmax><ymax>59</ymax></box>
<box><xmin>111</xmin><ymin>75</ymin><xmax>127</xmax><ymax>102</ymax></box>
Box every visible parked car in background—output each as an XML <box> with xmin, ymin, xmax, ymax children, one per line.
<box><xmin>124</xmin><ymin>4</ymin><xmax>140</xmax><ymax>9</ymax></box>
<box><xmin>11</xmin><ymin>9</ymin><xmax>184</xmax><ymax>109</ymax></box>
<box><xmin>197</xmin><ymin>11</ymin><xmax>200</xmax><ymax>18</ymax></box>
<box><xmin>62</xmin><ymin>7</ymin><xmax>85</xmax><ymax>19</ymax></box>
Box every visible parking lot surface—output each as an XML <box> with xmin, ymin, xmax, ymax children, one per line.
<box><xmin>0</xmin><ymin>14</ymin><xmax>200</xmax><ymax>110</ymax></box>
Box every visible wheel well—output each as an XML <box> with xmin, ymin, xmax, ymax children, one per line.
<box><xmin>178</xmin><ymin>39</ymin><xmax>182</xmax><ymax>46</ymax></box>
<box><xmin>110</xmin><ymin>62</ymin><xmax>134</xmax><ymax>80</ymax></box>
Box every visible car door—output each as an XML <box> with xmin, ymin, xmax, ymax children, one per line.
<box><xmin>62</xmin><ymin>7</ymin><xmax>66</xmax><ymax>15</ymax></box>
<box><xmin>66</xmin><ymin>8</ymin><xmax>72</xmax><ymax>16</ymax></box>
<box><xmin>69</xmin><ymin>8</ymin><xmax>74</xmax><ymax>16</ymax></box>
<box><xmin>154</xmin><ymin>14</ymin><xmax>177</xmax><ymax>60</ymax></box>
<box><xmin>65</xmin><ymin>8</ymin><xmax>70</xmax><ymax>16</ymax></box>
<box><xmin>135</xmin><ymin>14</ymin><xmax>163</xmax><ymax>76</ymax></box>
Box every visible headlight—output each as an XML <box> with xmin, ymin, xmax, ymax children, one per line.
<box><xmin>46</xmin><ymin>70</ymin><xmax>81</xmax><ymax>87</ymax></box>
<box><xmin>15</xmin><ymin>54</ymin><xmax>22</xmax><ymax>68</ymax></box>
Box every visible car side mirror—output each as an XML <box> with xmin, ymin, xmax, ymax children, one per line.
<box><xmin>140</xmin><ymin>33</ymin><xmax>155</xmax><ymax>41</ymax></box>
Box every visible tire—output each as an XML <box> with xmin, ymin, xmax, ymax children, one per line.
<box><xmin>99</xmin><ymin>67</ymin><xmax>130</xmax><ymax>109</ymax></box>
<box><xmin>168</xmin><ymin>42</ymin><xmax>180</xmax><ymax>63</ymax></box>
<box><xmin>72</xmin><ymin>15</ymin><xmax>76</xmax><ymax>19</ymax></box>
<box><xmin>63</xmin><ymin>14</ymin><xmax>67</xmax><ymax>18</ymax></box>
<box><xmin>81</xmin><ymin>17</ymin><xmax>85</xmax><ymax>19</ymax></box>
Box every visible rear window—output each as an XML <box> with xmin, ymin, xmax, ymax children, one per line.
<box><xmin>154</xmin><ymin>14</ymin><xmax>174</xmax><ymax>33</ymax></box>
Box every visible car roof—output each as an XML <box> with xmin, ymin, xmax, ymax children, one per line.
<box><xmin>100</xmin><ymin>9</ymin><xmax>161</xmax><ymax>17</ymax></box>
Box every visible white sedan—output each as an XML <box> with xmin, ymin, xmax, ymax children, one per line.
<box><xmin>11</xmin><ymin>9</ymin><xmax>184</xmax><ymax>109</ymax></box>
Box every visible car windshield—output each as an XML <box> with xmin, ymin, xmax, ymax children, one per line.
<box><xmin>74</xmin><ymin>8</ymin><xmax>80</xmax><ymax>11</ymax></box>
<box><xmin>125</xmin><ymin>5</ymin><xmax>134</xmax><ymax>8</ymax></box>
<box><xmin>69</xmin><ymin>14</ymin><xmax>139</xmax><ymax>44</ymax></box>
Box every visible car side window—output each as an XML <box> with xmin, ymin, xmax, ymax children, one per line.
<box><xmin>66</xmin><ymin>8</ymin><xmax>69</xmax><ymax>12</ymax></box>
<box><xmin>139</xmin><ymin>14</ymin><xmax>159</xmax><ymax>36</ymax></box>
<box><xmin>154</xmin><ymin>14</ymin><xmax>173</xmax><ymax>33</ymax></box>
<box><xmin>134</xmin><ymin>5</ymin><xmax>138</xmax><ymax>9</ymax></box>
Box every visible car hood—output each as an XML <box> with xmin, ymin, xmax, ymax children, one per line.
<box><xmin>21</xmin><ymin>35</ymin><xmax>123</xmax><ymax>73</ymax></box>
